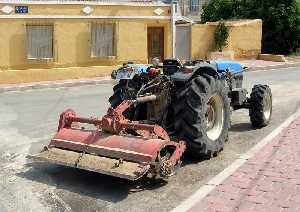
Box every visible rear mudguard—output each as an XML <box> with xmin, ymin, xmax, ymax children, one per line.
<box><xmin>171</xmin><ymin>62</ymin><xmax>220</xmax><ymax>83</ymax></box>
<box><xmin>172</xmin><ymin>60</ymin><xmax>244</xmax><ymax>83</ymax></box>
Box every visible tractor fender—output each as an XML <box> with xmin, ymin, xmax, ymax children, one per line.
<box><xmin>171</xmin><ymin>62</ymin><xmax>220</xmax><ymax>83</ymax></box>
<box><xmin>191</xmin><ymin>62</ymin><xmax>219</xmax><ymax>79</ymax></box>
<box><xmin>115</xmin><ymin>64</ymin><xmax>149</xmax><ymax>80</ymax></box>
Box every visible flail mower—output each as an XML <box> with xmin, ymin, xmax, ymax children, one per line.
<box><xmin>29</xmin><ymin>59</ymin><xmax>272</xmax><ymax>181</ymax></box>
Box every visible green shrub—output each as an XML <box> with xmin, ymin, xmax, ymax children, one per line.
<box><xmin>201</xmin><ymin>0</ymin><xmax>240</xmax><ymax>23</ymax></box>
<box><xmin>214</xmin><ymin>22</ymin><xmax>229</xmax><ymax>51</ymax></box>
<box><xmin>291</xmin><ymin>49</ymin><xmax>300</xmax><ymax>56</ymax></box>
<box><xmin>201</xmin><ymin>0</ymin><xmax>300</xmax><ymax>54</ymax></box>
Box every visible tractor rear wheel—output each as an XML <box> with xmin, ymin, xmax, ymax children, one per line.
<box><xmin>173</xmin><ymin>75</ymin><xmax>230</xmax><ymax>158</ymax></box>
<box><xmin>249</xmin><ymin>85</ymin><xmax>272</xmax><ymax>128</ymax></box>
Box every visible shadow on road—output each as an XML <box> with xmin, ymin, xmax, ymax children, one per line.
<box><xmin>17</xmin><ymin>162</ymin><xmax>168</xmax><ymax>204</ymax></box>
<box><xmin>230</xmin><ymin>122</ymin><xmax>254</xmax><ymax>132</ymax></box>
<box><xmin>15</xmin><ymin>119</ymin><xmax>256</xmax><ymax>205</ymax></box>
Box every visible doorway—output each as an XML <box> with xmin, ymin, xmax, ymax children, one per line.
<box><xmin>176</xmin><ymin>25</ymin><xmax>191</xmax><ymax>61</ymax></box>
<box><xmin>147</xmin><ymin>27</ymin><xmax>164</xmax><ymax>63</ymax></box>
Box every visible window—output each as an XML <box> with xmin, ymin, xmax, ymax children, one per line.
<box><xmin>91</xmin><ymin>23</ymin><xmax>115</xmax><ymax>58</ymax></box>
<box><xmin>26</xmin><ymin>25</ymin><xmax>53</xmax><ymax>59</ymax></box>
<box><xmin>190</xmin><ymin>0</ymin><xmax>199</xmax><ymax>12</ymax></box>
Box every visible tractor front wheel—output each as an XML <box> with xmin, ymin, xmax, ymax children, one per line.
<box><xmin>249</xmin><ymin>85</ymin><xmax>272</xmax><ymax>128</ymax></box>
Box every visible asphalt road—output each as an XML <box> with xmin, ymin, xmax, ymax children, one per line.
<box><xmin>0</xmin><ymin>67</ymin><xmax>300</xmax><ymax>212</ymax></box>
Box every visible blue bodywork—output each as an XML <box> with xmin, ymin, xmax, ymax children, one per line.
<box><xmin>128</xmin><ymin>61</ymin><xmax>244</xmax><ymax>74</ymax></box>
<box><xmin>213</xmin><ymin>60</ymin><xmax>244</xmax><ymax>74</ymax></box>
<box><xmin>115</xmin><ymin>64</ymin><xmax>150</xmax><ymax>80</ymax></box>
<box><xmin>114</xmin><ymin>60</ymin><xmax>244</xmax><ymax>80</ymax></box>
<box><xmin>127</xmin><ymin>64</ymin><xmax>149</xmax><ymax>73</ymax></box>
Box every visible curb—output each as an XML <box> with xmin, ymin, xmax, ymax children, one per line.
<box><xmin>0</xmin><ymin>76</ymin><xmax>114</xmax><ymax>94</ymax></box>
<box><xmin>247</xmin><ymin>61</ymin><xmax>300</xmax><ymax>71</ymax></box>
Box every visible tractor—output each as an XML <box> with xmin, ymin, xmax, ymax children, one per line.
<box><xmin>30</xmin><ymin>59</ymin><xmax>272</xmax><ymax>181</ymax></box>
<box><xmin>109</xmin><ymin>59</ymin><xmax>272</xmax><ymax>157</ymax></box>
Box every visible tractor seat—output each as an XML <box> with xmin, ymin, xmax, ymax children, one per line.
<box><xmin>163</xmin><ymin>59</ymin><xmax>182</xmax><ymax>75</ymax></box>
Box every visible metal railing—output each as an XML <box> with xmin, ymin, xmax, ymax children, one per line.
<box><xmin>178</xmin><ymin>0</ymin><xmax>209</xmax><ymax>16</ymax></box>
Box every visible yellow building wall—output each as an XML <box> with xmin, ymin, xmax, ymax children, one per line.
<box><xmin>0</xmin><ymin>19</ymin><xmax>171</xmax><ymax>70</ymax></box>
<box><xmin>0</xmin><ymin>20</ymin><xmax>27</xmax><ymax>69</ymax></box>
<box><xmin>117</xmin><ymin>20</ymin><xmax>171</xmax><ymax>63</ymax></box>
<box><xmin>191</xmin><ymin>19</ymin><xmax>262</xmax><ymax>60</ymax></box>
<box><xmin>0</xmin><ymin>3</ymin><xmax>171</xmax><ymax>70</ymax></box>
<box><xmin>226</xmin><ymin>20</ymin><xmax>262</xmax><ymax>59</ymax></box>
<box><xmin>191</xmin><ymin>24</ymin><xmax>215</xmax><ymax>60</ymax></box>
<box><xmin>0</xmin><ymin>3</ymin><xmax>261</xmax><ymax>70</ymax></box>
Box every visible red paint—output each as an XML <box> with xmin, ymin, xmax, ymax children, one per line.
<box><xmin>51</xmin><ymin>128</ymin><xmax>166</xmax><ymax>163</ymax></box>
<box><xmin>49</xmin><ymin>97</ymin><xmax>186</xmax><ymax>178</ymax></box>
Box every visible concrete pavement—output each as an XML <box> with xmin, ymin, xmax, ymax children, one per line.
<box><xmin>240</xmin><ymin>59</ymin><xmax>300</xmax><ymax>71</ymax></box>
<box><xmin>1</xmin><ymin>67</ymin><xmax>300</xmax><ymax>211</ymax></box>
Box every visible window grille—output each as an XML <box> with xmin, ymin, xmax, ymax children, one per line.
<box><xmin>26</xmin><ymin>25</ymin><xmax>53</xmax><ymax>59</ymax></box>
<box><xmin>91</xmin><ymin>23</ymin><xmax>115</xmax><ymax>58</ymax></box>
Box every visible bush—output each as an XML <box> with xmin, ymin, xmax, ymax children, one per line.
<box><xmin>201</xmin><ymin>0</ymin><xmax>241</xmax><ymax>23</ymax></box>
<box><xmin>201</xmin><ymin>0</ymin><xmax>300</xmax><ymax>54</ymax></box>
<box><xmin>214</xmin><ymin>22</ymin><xmax>229</xmax><ymax>51</ymax></box>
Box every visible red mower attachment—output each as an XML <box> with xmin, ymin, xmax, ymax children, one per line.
<box><xmin>29</xmin><ymin>95</ymin><xmax>186</xmax><ymax>180</ymax></box>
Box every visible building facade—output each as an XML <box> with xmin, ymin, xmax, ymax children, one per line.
<box><xmin>0</xmin><ymin>0</ymin><xmax>261</xmax><ymax>71</ymax></box>
<box><xmin>179</xmin><ymin>0</ymin><xmax>209</xmax><ymax>21</ymax></box>
<box><xmin>0</xmin><ymin>0</ymin><xmax>172</xmax><ymax>69</ymax></box>
<box><xmin>168</xmin><ymin>0</ymin><xmax>209</xmax><ymax>22</ymax></box>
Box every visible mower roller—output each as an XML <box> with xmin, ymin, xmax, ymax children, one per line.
<box><xmin>29</xmin><ymin>95</ymin><xmax>185</xmax><ymax>180</ymax></box>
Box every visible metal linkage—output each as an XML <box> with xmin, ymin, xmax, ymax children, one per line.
<box><xmin>58</xmin><ymin>95</ymin><xmax>169</xmax><ymax>141</ymax></box>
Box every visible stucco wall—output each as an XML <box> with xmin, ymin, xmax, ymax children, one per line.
<box><xmin>191</xmin><ymin>19</ymin><xmax>262</xmax><ymax>60</ymax></box>
<box><xmin>191</xmin><ymin>24</ymin><xmax>215</xmax><ymax>60</ymax></box>
<box><xmin>0</xmin><ymin>3</ymin><xmax>171</xmax><ymax>70</ymax></box>
<box><xmin>226</xmin><ymin>20</ymin><xmax>262</xmax><ymax>58</ymax></box>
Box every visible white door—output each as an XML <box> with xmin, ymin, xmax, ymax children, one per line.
<box><xmin>175</xmin><ymin>25</ymin><xmax>191</xmax><ymax>61</ymax></box>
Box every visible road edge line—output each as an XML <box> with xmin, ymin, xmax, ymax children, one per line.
<box><xmin>171</xmin><ymin>108</ymin><xmax>300</xmax><ymax>212</ymax></box>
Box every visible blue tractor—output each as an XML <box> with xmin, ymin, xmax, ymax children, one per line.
<box><xmin>109</xmin><ymin>59</ymin><xmax>272</xmax><ymax>158</ymax></box>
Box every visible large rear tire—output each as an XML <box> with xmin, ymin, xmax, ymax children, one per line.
<box><xmin>173</xmin><ymin>75</ymin><xmax>230</xmax><ymax>158</ymax></box>
<box><xmin>249</xmin><ymin>85</ymin><xmax>272</xmax><ymax>128</ymax></box>
<box><xmin>109</xmin><ymin>79</ymin><xmax>138</xmax><ymax>118</ymax></box>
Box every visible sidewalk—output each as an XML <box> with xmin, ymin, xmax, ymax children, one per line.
<box><xmin>239</xmin><ymin>59</ymin><xmax>300</xmax><ymax>71</ymax></box>
<box><xmin>187</xmin><ymin>116</ymin><xmax>300</xmax><ymax>212</ymax></box>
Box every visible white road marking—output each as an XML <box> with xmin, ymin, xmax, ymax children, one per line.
<box><xmin>171</xmin><ymin>107</ymin><xmax>300</xmax><ymax>212</ymax></box>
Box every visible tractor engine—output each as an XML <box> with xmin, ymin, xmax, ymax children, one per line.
<box><xmin>128</xmin><ymin>71</ymin><xmax>173</xmax><ymax>126</ymax></box>
<box><xmin>142</xmin><ymin>77</ymin><xmax>171</xmax><ymax>123</ymax></box>
<box><xmin>109</xmin><ymin>59</ymin><xmax>184</xmax><ymax>126</ymax></box>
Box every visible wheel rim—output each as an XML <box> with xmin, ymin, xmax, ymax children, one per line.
<box><xmin>263</xmin><ymin>94</ymin><xmax>272</xmax><ymax>120</ymax></box>
<box><xmin>206</xmin><ymin>94</ymin><xmax>225</xmax><ymax>141</ymax></box>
